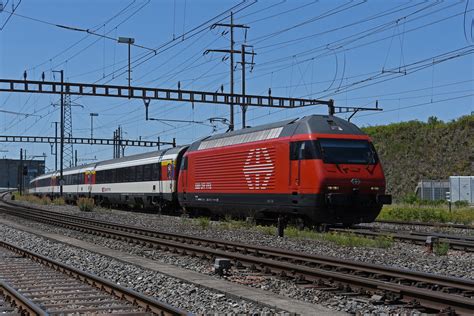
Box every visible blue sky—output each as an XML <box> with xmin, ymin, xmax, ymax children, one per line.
<box><xmin>0</xmin><ymin>0</ymin><xmax>473</xmax><ymax>170</ymax></box>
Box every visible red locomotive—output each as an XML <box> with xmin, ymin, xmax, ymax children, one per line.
<box><xmin>178</xmin><ymin>115</ymin><xmax>391</xmax><ymax>225</ymax></box>
<box><xmin>31</xmin><ymin>114</ymin><xmax>391</xmax><ymax>226</ymax></box>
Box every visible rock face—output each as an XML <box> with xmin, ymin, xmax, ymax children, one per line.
<box><xmin>363</xmin><ymin>115</ymin><xmax>473</xmax><ymax>201</ymax></box>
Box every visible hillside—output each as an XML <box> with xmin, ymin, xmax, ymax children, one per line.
<box><xmin>362</xmin><ymin>115</ymin><xmax>473</xmax><ymax>201</ymax></box>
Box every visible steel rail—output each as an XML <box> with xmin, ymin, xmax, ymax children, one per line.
<box><xmin>1</xmin><ymin>200</ymin><xmax>473</xmax><ymax>314</ymax></box>
<box><xmin>0</xmin><ymin>280</ymin><xmax>47</xmax><ymax>316</ymax></box>
<box><xmin>375</xmin><ymin>219</ymin><xmax>474</xmax><ymax>230</ymax></box>
<box><xmin>331</xmin><ymin>227</ymin><xmax>474</xmax><ymax>252</ymax></box>
<box><xmin>0</xmin><ymin>239</ymin><xmax>189</xmax><ymax>316</ymax></box>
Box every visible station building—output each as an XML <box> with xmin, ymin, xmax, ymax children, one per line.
<box><xmin>0</xmin><ymin>159</ymin><xmax>45</xmax><ymax>190</ymax></box>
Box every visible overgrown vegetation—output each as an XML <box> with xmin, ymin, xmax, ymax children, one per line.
<box><xmin>197</xmin><ymin>216</ymin><xmax>210</xmax><ymax>229</ymax></box>
<box><xmin>77</xmin><ymin>197</ymin><xmax>95</xmax><ymax>212</ymax></box>
<box><xmin>12</xmin><ymin>193</ymin><xmax>50</xmax><ymax>205</ymax></box>
<box><xmin>377</xmin><ymin>204</ymin><xmax>474</xmax><ymax>224</ymax></box>
<box><xmin>218</xmin><ymin>215</ymin><xmax>254</xmax><ymax>230</ymax></box>
<box><xmin>255</xmin><ymin>225</ymin><xmax>276</xmax><ymax>236</ymax></box>
<box><xmin>283</xmin><ymin>227</ymin><xmax>394</xmax><ymax>248</ymax></box>
<box><xmin>434</xmin><ymin>242</ymin><xmax>450</xmax><ymax>256</ymax></box>
<box><xmin>255</xmin><ymin>225</ymin><xmax>393</xmax><ymax>248</ymax></box>
<box><xmin>362</xmin><ymin>115</ymin><xmax>473</xmax><ymax>201</ymax></box>
<box><xmin>51</xmin><ymin>197</ymin><xmax>66</xmax><ymax>205</ymax></box>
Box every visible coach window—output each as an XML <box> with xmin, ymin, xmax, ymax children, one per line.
<box><xmin>134</xmin><ymin>165</ymin><xmax>143</xmax><ymax>182</ymax></box>
<box><xmin>128</xmin><ymin>166</ymin><xmax>135</xmax><ymax>182</ymax></box>
<box><xmin>143</xmin><ymin>164</ymin><xmax>152</xmax><ymax>181</ymax></box>
<box><xmin>152</xmin><ymin>163</ymin><xmax>160</xmax><ymax>180</ymax></box>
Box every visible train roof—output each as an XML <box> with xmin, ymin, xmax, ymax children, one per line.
<box><xmin>188</xmin><ymin>115</ymin><xmax>365</xmax><ymax>151</ymax></box>
<box><xmin>32</xmin><ymin>146</ymin><xmax>187</xmax><ymax>180</ymax></box>
<box><xmin>95</xmin><ymin>145</ymin><xmax>186</xmax><ymax>166</ymax></box>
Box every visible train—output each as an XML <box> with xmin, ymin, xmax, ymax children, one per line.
<box><xmin>29</xmin><ymin>114</ymin><xmax>391</xmax><ymax>226</ymax></box>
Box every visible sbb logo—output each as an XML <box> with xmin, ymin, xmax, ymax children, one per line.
<box><xmin>243</xmin><ymin>148</ymin><xmax>274</xmax><ymax>190</ymax></box>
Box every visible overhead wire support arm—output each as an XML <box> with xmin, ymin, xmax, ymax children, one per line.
<box><xmin>334</xmin><ymin>101</ymin><xmax>383</xmax><ymax>121</ymax></box>
<box><xmin>0</xmin><ymin>78</ymin><xmax>333</xmax><ymax>108</ymax></box>
<box><xmin>0</xmin><ymin>135</ymin><xmax>175</xmax><ymax>147</ymax></box>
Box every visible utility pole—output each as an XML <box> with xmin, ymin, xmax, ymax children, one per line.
<box><xmin>206</xmin><ymin>12</ymin><xmax>249</xmax><ymax>131</ymax></box>
<box><xmin>229</xmin><ymin>12</ymin><xmax>235</xmax><ymax>132</ymax></box>
<box><xmin>118</xmin><ymin>37</ymin><xmax>135</xmax><ymax>98</ymax></box>
<box><xmin>19</xmin><ymin>148</ymin><xmax>23</xmax><ymax>195</ymax></box>
<box><xmin>53</xmin><ymin>122</ymin><xmax>58</xmax><ymax>171</ymax></box>
<box><xmin>89</xmin><ymin>113</ymin><xmax>98</xmax><ymax>139</ymax></box>
<box><xmin>238</xmin><ymin>44</ymin><xmax>255</xmax><ymax>129</ymax></box>
<box><xmin>52</xmin><ymin>70</ymin><xmax>64</xmax><ymax>196</ymax></box>
<box><xmin>60</xmin><ymin>70</ymin><xmax>64</xmax><ymax>195</ymax></box>
<box><xmin>113</xmin><ymin>130</ymin><xmax>117</xmax><ymax>159</ymax></box>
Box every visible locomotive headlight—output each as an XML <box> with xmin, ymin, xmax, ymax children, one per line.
<box><xmin>327</xmin><ymin>186</ymin><xmax>339</xmax><ymax>191</ymax></box>
<box><xmin>370</xmin><ymin>186</ymin><xmax>380</xmax><ymax>191</ymax></box>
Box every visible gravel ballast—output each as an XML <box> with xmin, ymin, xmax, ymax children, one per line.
<box><xmin>0</xmin><ymin>223</ymin><xmax>278</xmax><ymax>314</ymax></box>
<box><xmin>11</xmin><ymin>200</ymin><xmax>473</xmax><ymax>280</ymax></box>
<box><xmin>4</xmin><ymin>200</ymin><xmax>472</xmax><ymax>314</ymax></box>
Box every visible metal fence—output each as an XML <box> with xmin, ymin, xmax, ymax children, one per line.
<box><xmin>415</xmin><ymin>177</ymin><xmax>474</xmax><ymax>205</ymax></box>
<box><xmin>415</xmin><ymin>180</ymin><xmax>449</xmax><ymax>201</ymax></box>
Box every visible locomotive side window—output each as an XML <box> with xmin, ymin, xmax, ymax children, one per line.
<box><xmin>290</xmin><ymin>141</ymin><xmax>321</xmax><ymax>160</ymax></box>
<box><xmin>180</xmin><ymin>156</ymin><xmax>188</xmax><ymax>170</ymax></box>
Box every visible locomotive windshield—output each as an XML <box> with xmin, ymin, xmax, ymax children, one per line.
<box><xmin>318</xmin><ymin>139</ymin><xmax>378</xmax><ymax>165</ymax></box>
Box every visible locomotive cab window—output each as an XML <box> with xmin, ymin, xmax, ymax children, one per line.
<box><xmin>318</xmin><ymin>139</ymin><xmax>378</xmax><ymax>165</ymax></box>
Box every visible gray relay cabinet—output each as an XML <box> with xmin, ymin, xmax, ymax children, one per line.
<box><xmin>449</xmin><ymin>176</ymin><xmax>474</xmax><ymax>205</ymax></box>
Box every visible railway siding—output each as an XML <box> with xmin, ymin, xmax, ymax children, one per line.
<box><xmin>1</xmin><ymin>199</ymin><xmax>473</xmax><ymax>315</ymax></box>
<box><xmin>0</xmin><ymin>240</ymin><xmax>187</xmax><ymax>315</ymax></box>
<box><xmin>0</xmin><ymin>218</ymin><xmax>334</xmax><ymax>315</ymax></box>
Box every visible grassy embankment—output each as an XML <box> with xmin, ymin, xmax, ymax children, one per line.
<box><xmin>362</xmin><ymin>115</ymin><xmax>473</xmax><ymax>201</ymax></box>
<box><xmin>378</xmin><ymin>203</ymin><xmax>473</xmax><ymax>224</ymax></box>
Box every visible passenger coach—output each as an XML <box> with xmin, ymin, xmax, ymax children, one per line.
<box><xmin>30</xmin><ymin>147</ymin><xmax>187</xmax><ymax>210</ymax></box>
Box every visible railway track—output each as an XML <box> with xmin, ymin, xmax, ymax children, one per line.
<box><xmin>332</xmin><ymin>226</ymin><xmax>474</xmax><ymax>252</ymax></box>
<box><xmin>1</xmin><ymin>197</ymin><xmax>473</xmax><ymax>314</ymax></box>
<box><xmin>375</xmin><ymin>219</ymin><xmax>474</xmax><ymax>230</ymax></box>
<box><xmin>0</xmin><ymin>239</ymin><xmax>188</xmax><ymax>315</ymax></box>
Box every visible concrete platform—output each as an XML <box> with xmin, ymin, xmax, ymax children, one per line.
<box><xmin>0</xmin><ymin>217</ymin><xmax>345</xmax><ymax>315</ymax></box>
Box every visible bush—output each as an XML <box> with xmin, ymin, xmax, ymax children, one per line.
<box><xmin>402</xmin><ymin>193</ymin><xmax>419</xmax><ymax>205</ymax></box>
<box><xmin>39</xmin><ymin>196</ymin><xmax>51</xmax><ymax>205</ymax></box>
<box><xmin>219</xmin><ymin>216</ymin><xmax>254</xmax><ymax>230</ymax></box>
<box><xmin>52</xmin><ymin>197</ymin><xmax>66</xmax><ymax>205</ymax></box>
<box><xmin>434</xmin><ymin>242</ymin><xmax>449</xmax><ymax>256</ymax></box>
<box><xmin>77</xmin><ymin>197</ymin><xmax>95</xmax><ymax>212</ymax></box>
<box><xmin>197</xmin><ymin>217</ymin><xmax>210</xmax><ymax>229</ymax></box>
<box><xmin>255</xmin><ymin>225</ymin><xmax>276</xmax><ymax>236</ymax></box>
<box><xmin>454</xmin><ymin>200</ymin><xmax>469</xmax><ymax>207</ymax></box>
